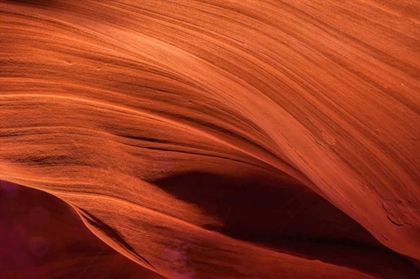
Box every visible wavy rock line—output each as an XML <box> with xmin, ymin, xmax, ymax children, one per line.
<box><xmin>1</xmin><ymin>0</ymin><xmax>420</xmax><ymax>278</ymax></box>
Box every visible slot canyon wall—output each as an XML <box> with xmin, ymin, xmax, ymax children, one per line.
<box><xmin>0</xmin><ymin>0</ymin><xmax>419</xmax><ymax>278</ymax></box>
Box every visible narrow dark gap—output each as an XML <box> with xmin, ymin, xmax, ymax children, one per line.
<box><xmin>76</xmin><ymin>207</ymin><xmax>156</xmax><ymax>270</ymax></box>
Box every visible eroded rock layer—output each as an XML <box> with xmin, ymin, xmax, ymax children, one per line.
<box><xmin>1</xmin><ymin>0</ymin><xmax>419</xmax><ymax>278</ymax></box>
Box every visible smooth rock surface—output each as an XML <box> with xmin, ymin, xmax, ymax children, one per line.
<box><xmin>1</xmin><ymin>1</ymin><xmax>419</xmax><ymax>278</ymax></box>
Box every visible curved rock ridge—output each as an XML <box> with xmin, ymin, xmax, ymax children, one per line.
<box><xmin>1</xmin><ymin>0</ymin><xmax>419</xmax><ymax>278</ymax></box>
<box><xmin>0</xmin><ymin>181</ymin><xmax>165</xmax><ymax>279</ymax></box>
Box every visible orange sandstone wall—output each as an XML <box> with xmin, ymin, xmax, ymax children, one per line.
<box><xmin>1</xmin><ymin>1</ymin><xmax>419</xmax><ymax>278</ymax></box>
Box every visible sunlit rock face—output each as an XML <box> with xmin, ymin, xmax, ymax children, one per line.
<box><xmin>0</xmin><ymin>1</ymin><xmax>419</xmax><ymax>278</ymax></box>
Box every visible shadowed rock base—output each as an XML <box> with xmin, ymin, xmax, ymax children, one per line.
<box><xmin>0</xmin><ymin>181</ymin><xmax>164</xmax><ymax>279</ymax></box>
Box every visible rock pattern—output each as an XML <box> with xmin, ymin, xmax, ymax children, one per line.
<box><xmin>1</xmin><ymin>1</ymin><xmax>419</xmax><ymax>278</ymax></box>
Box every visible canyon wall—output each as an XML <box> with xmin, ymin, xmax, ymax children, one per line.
<box><xmin>1</xmin><ymin>1</ymin><xmax>419</xmax><ymax>278</ymax></box>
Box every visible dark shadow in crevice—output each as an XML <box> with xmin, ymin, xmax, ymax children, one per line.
<box><xmin>152</xmin><ymin>171</ymin><xmax>420</xmax><ymax>278</ymax></box>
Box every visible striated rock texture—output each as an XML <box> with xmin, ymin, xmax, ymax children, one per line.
<box><xmin>0</xmin><ymin>0</ymin><xmax>419</xmax><ymax>278</ymax></box>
